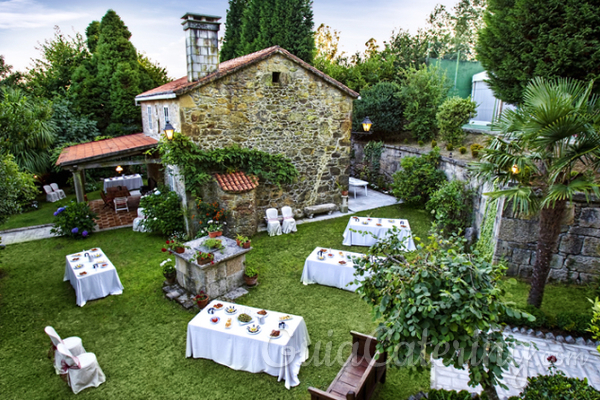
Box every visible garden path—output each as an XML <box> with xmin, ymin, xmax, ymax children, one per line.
<box><xmin>431</xmin><ymin>331</ymin><xmax>600</xmax><ymax>398</ymax></box>
<box><xmin>0</xmin><ymin>225</ymin><xmax>56</xmax><ymax>245</ymax></box>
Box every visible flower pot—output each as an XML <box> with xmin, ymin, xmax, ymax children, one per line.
<box><xmin>197</xmin><ymin>257</ymin><xmax>212</xmax><ymax>265</ymax></box>
<box><xmin>341</xmin><ymin>190</ymin><xmax>349</xmax><ymax>196</ymax></box>
<box><xmin>242</xmin><ymin>241</ymin><xmax>251</xmax><ymax>249</ymax></box>
<box><xmin>174</xmin><ymin>247</ymin><xmax>185</xmax><ymax>254</ymax></box>
<box><xmin>196</xmin><ymin>297</ymin><xmax>209</xmax><ymax>309</ymax></box>
<box><xmin>244</xmin><ymin>274</ymin><xmax>258</xmax><ymax>286</ymax></box>
<box><xmin>236</xmin><ymin>239</ymin><xmax>241</xmax><ymax>246</ymax></box>
<box><xmin>208</xmin><ymin>231</ymin><xmax>222</xmax><ymax>238</ymax></box>
<box><xmin>163</xmin><ymin>272</ymin><xmax>176</xmax><ymax>285</ymax></box>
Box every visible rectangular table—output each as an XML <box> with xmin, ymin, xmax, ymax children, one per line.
<box><xmin>64</xmin><ymin>248</ymin><xmax>124</xmax><ymax>307</ymax></box>
<box><xmin>349</xmin><ymin>177</ymin><xmax>368</xmax><ymax>198</ymax></box>
<box><xmin>186</xmin><ymin>300</ymin><xmax>311</xmax><ymax>389</ymax></box>
<box><xmin>301</xmin><ymin>247</ymin><xmax>367</xmax><ymax>292</ymax></box>
<box><xmin>342</xmin><ymin>216</ymin><xmax>416</xmax><ymax>250</ymax></box>
<box><xmin>103</xmin><ymin>174</ymin><xmax>143</xmax><ymax>192</ymax></box>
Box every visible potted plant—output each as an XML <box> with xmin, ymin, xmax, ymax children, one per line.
<box><xmin>162</xmin><ymin>238</ymin><xmax>188</xmax><ymax>254</ymax></box>
<box><xmin>242</xmin><ymin>238</ymin><xmax>251</xmax><ymax>249</ymax></box>
<box><xmin>194</xmin><ymin>291</ymin><xmax>209</xmax><ymax>309</ymax></box>
<box><xmin>204</xmin><ymin>238</ymin><xmax>224</xmax><ymax>251</ymax></box>
<box><xmin>161</xmin><ymin>259</ymin><xmax>176</xmax><ymax>285</ymax></box>
<box><xmin>243</xmin><ymin>265</ymin><xmax>258</xmax><ymax>286</ymax></box>
<box><xmin>336</xmin><ymin>181</ymin><xmax>349</xmax><ymax>196</ymax></box>
<box><xmin>236</xmin><ymin>234</ymin><xmax>246</xmax><ymax>246</ymax></box>
<box><xmin>206</xmin><ymin>220</ymin><xmax>225</xmax><ymax>238</ymax></box>
<box><xmin>196</xmin><ymin>251</ymin><xmax>214</xmax><ymax>265</ymax></box>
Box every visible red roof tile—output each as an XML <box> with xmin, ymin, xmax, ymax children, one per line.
<box><xmin>56</xmin><ymin>133</ymin><xmax>158</xmax><ymax>167</ymax></box>
<box><xmin>214</xmin><ymin>172</ymin><xmax>259</xmax><ymax>193</ymax></box>
<box><xmin>136</xmin><ymin>46</ymin><xmax>359</xmax><ymax>100</ymax></box>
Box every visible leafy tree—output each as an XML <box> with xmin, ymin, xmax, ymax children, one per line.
<box><xmin>137</xmin><ymin>52</ymin><xmax>171</xmax><ymax>87</ymax></box>
<box><xmin>400</xmin><ymin>65</ymin><xmax>450</xmax><ymax>141</ymax></box>
<box><xmin>477</xmin><ymin>0</ymin><xmax>600</xmax><ymax>104</ymax></box>
<box><xmin>0</xmin><ymin>153</ymin><xmax>38</xmax><ymax>225</ymax></box>
<box><xmin>352</xmin><ymin>82</ymin><xmax>403</xmax><ymax>135</ymax></box>
<box><xmin>0</xmin><ymin>55</ymin><xmax>24</xmax><ymax>88</ymax></box>
<box><xmin>426</xmin><ymin>180</ymin><xmax>473</xmax><ymax>236</ymax></box>
<box><xmin>51</xmin><ymin>97</ymin><xmax>99</xmax><ymax>145</ymax></box>
<box><xmin>354</xmin><ymin>230</ymin><xmax>530</xmax><ymax>400</ymax></box>
<box><xmin>382</xmin><ymin>28</ymin><xmax>429</xmax><ymax>72</ymax></box>
<box><xmin>313</xmin><ymin>23</ymin><xmax>343</xmax><ymax>63</ymax></box>
<box><xmin>471</xmin><ymin>77</ymin><xmax>600</xmax><ymax>308</ymax></box>
<box><xmin>221</xmin><ymin>0</ymin><xmax>248</xmax><ymax>61</ymax></box>
<box><xmin>437</xmin><ymin>96</ymin><xmax>477</xmax><ymax>145</ymax></box>
<box><xmin>0</xmin><ymin>87</ymin><xmax>56</xmax><ymax>173</ymax></box>
<box><xmin>85</xmin><ymin>21</ymin><xmax>100</xmax><ymax>53</ymax></box>
<box><xmin>391</xmin><ymin>148</ymin><xmax>447</xmax><ymax>207</ymax></box>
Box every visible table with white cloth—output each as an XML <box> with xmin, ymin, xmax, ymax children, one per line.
<box><xmin>103</xmin><ymin>174</ymin><xmax>143</xmax><ymax>192</ymax></box>
<box><xmin>64</xmin><ymin>248</ymin><xmax>124</xmax><ymax>307</ymax></box>
<box><xmin>301</xmin><ymin>247</ymin><xmax>368</xmax><ymax>292</ymax></box>
<box><xmin>186</xmin><ymin>300</ymin><xmax>311</xmax><ymax>389</ymax></box>
<box><xmin>342</xmin><ymin>216</ymin><xmax>417</xmax><ymax>250</ymax></box>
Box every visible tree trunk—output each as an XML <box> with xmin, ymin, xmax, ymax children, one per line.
<box><xmin>527</xmin><ymin>200</ymin><xmax>567</xmax><ymax>308</ymax></box>
<box><xmin>483</xmin><ymin>384</ymin><xmax>500</xmax><ymax>400</ymax></box>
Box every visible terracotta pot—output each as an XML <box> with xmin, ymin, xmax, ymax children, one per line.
<box><xmin>244</xmin><ymin>274</ymin><xmax>258</xmax><ymax>286</ymax></box>
<box><xmin>196</xmin><ymin>297</ymin><xmax>209</xmax><ymax>309</ymax></box>
<box><xmin>341</xmin><ymin>191</ymin><xmax>349</xmax><ymax>196</ymax></box>
<box><xmin>197</xmin><ymin>257</ymin><xmax>212</xmax><ymax>265</ymax></box>
<box><xmin>242</xmin><ymin>241</ymin><xmax>251</xmax><ymax>249</ymax></box>
<box><xmin>174</xmin><ymin>247</ymin><xmax>185</xmax><ymax>254</ymax></box>
<box><xmin>208</xmin><ymin>231</ymin><xmax>222</xmax><ymax>238</ymax></box>
<box><xmin>236</xmin><ymin>239</ymin><xmax>241</xmax><ymax>246</ymax></box>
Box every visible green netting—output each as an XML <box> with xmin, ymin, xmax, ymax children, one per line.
<box><xmin>428</xmin><ymin>58</ymin><xmax>484</xmax><ymax>99</ymax></box>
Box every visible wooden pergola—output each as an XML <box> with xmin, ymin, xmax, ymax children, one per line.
<box><xmin>56</xmin><ymin>134</ymin><xmax>161</xmax><ymax>203</ymax></box>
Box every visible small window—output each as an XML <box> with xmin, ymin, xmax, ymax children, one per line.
<box><xmin>147</xmin><ymin>106</ymin><xmax>153</xmax><ymax>130</ymax></box>
<box><xmin>163</xmin><ymin>106</ymin><xmax>170</xmax><ymax>123</ymax></box>
<box><xmin>272</xmin><ymin>72</ymin><xmax>280</xmax><ymax>84</ymax></box>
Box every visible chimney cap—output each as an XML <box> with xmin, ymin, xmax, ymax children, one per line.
<box><xmin>181</xmin><ymin>13</ymin><xmax>221</xmax><ymax>22</ymax></box>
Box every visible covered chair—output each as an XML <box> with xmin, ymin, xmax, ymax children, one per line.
<box><xmin>56</xmin><ymin>343</ymin><xmax>106</xmax><ymax>394</ymax></box>
<box><xmin>132</xmin><ymin>207</ymin><xmax>148</xmax><ymax>232</ymax></box>
<box><xmin>50</xmin><ymin>183</ymin><xmax>66</xmax><ymax>200</ymax></box>
<box><xmin>44</xmin><ymin>326</ymin><xmax>86</xmax><ymax>375</ymax></box>
<box><xmin>265</xmin><ymin>208</ymin><xmax>282</xmax><ymax>236</ymax></box>
<box><xmin>114</xmin><ymin>197</ymin><xmax>129</xmax><ymax>213</ymax></box>
<box><xmin>43</xmin><ymin>185</ymin><xmax>60</xmax><ymax>203</ymax></box>
<box><xmin>281</xmin><ymin>206</ymin><xmax>297</xmax><ymax>234</ymax></box>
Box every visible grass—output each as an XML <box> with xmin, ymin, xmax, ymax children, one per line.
<box><xmin>0</xmin><ymin>190</ymin><xmax>101</xmax><ymax>232</ymax></box>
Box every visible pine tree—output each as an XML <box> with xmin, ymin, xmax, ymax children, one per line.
<box><xmin>281</xmin><ymin>0</ymin><xmax>315</xmax><ymax>63</ymax></box>
<box><xmin>240</xmin><ymin>0</ymin><xmax>263</xmax><ymax>55</ymax></box>
<box><xmin>221</xmin><ymin>0</ymin><xmax>248</xmax><ymax>61</ymax></box>
<box><xmin>85</xmin><ymin>21</ymin><xmax>100</xmax><ymax>53</ymax></box>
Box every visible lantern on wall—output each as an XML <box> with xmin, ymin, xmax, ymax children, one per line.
<box><xmin>164</xmin><ymin>121</ymin><xmax>175</xmax><ymax>140</ymax></box>
<box><xmin>116</xmin><ymin>165</ymin><xmax>123</xmax><ymax>174</ymax></box>
<box><xmin>361</xmin><ymin>116</ymin><xmax>372</xmax><ymax>132</ymax></box>
<box><xmin>511</xmin><ymin>164</ymin><xmax>520</xmax><ymax>175</ymax></box>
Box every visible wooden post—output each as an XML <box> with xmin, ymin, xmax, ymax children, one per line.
<box><xmin>72</xmin><ymin>167</ymin><xmax>86</xmax><ymax>203</ymax></box>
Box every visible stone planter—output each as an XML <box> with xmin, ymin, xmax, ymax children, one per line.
<box><xmin>244</xmin><ymin>274</ymin><xmax>258</xmax><ymax>286</ymax></box>
<box><xmin>208</xmin><ymin>231</ymin><xmax>222</xmax><ymax>238</ymax></box>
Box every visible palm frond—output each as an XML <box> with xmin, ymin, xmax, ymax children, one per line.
<box><xmin>484</xmin><ymin>186</ymin><xmax>539</xmax><ymax>216</ymax></box>
<box><xmin>543</xmin><ymin>177</ymin><xmax>600</xmax><ymax>207</ymax></box>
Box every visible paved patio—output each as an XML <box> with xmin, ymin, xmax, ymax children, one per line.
<box><xmin>88</xmin><ymin>199</ymin><xmax>137</xmax><ymax>230</ymax></box>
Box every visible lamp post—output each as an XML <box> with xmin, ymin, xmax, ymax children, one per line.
<box><xmin>164</xmin><ymin>121</ymin><xmax>175</xmax><ymax>140</ymax></box>
<box><xmin>361</xmin><ymin>116</ymin><xmax>372</xmax><ymax>133</ymax></box>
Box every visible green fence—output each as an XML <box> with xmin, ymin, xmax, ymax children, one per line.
<box><xmin>428</xmin><ymin>58</ymin><xmax>484</xmax><ymax>99</ymax></box>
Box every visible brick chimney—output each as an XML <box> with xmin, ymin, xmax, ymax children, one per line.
<box><xmin>181</xmin><ymin>13</ymin><xmax>221</xmax><ymax>82</ymax></box>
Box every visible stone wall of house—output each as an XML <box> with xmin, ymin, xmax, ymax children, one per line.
<box><xmin>494</xmin><ymin>195</ymin><xmax>600</xmax><ymax>284</ymax></box>
<box><xmin>177</xmin><ymin>53</ymin><xmax>353</xmax><ymax>223</ymax></box>
<box><xmin>140</xmin><ymin>99</ymin><xmax>181</xmax><ymax>141</ymax></box>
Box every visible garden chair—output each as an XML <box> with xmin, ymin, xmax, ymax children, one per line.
<box><xmin>44</xmin><ymin>326</ymin><xmax>86</xmax><ymax>375</ymax></box>
<box><xmin>43</xmin><ymin>185</ymin><xmax>60</xmax><ymax>203</ymax></box>
<box><xmin>281</xmin><ymin>206</ymin><xmax>297</xmax><ymax>234</ymax></box>
<box><xmin>50</xmin><ymin>183</ymin><xmax>66</xmax><ymax>200</ymax></box>
<box><xmin>265</xmin><ymin>208</ymin><xmax>282</xmax><ymax>236</ymax></box>
<box><xmin>114</xmin><ymin>197</ymin><xmax>129</xmax><ymax>213</ymax></box>
<box><xmin>56</xmin><ymin>343</ymin><xmax>106</xmax><ymax>394</ymax></box>
<box><xmin>100</xmin><ymin>192</ymin><xmax>114</xmax><ymax>210</ymax></box>
<box><xmin>132</xmin><ymin>207</ymin><xmax>148</xmax><ymax>232</ymax></box>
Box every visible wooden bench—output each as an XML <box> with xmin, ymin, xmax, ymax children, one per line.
<box><xmin>308</xmin><ymin>331</ymin><xmax>386</xmax><ymax>400</ymax></box>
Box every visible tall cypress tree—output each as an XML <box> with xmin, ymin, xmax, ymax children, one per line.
<box><xmin>221</xmin><ymin>0</ymin><xmax>248</xmax><ymax>61</ymax></box>
<box><xmin>240</xmin><ymin>0</ymin><xmax>263</xmax><ymax>55</ymax></box>
<box><xmin>281</xmin><ymin>0</ymin><xmax>315</xmax><ymax>63</ymax></box>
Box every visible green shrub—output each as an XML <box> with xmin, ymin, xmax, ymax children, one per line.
<box><xmin>446</xmin><ymin>143</ymin><xmax>454</xmax><ymax>151</ymax></box>
<box><xmin>556</xmin><ymin>312</ymin><xmax>592</xmax><ymax>333</ymax></box>
<box><xmin>194</xmin><ymin>200</ymin><xmax>227</xmax><ymax>237</ymax></box>
<box><xmin>139</xmin><ymin>187</ymin><xmax>184</xmax><ymax>236</ymax></box>
<box><xmin>459</xmin><ymin>146</ymin><xmax>467</xmax><ymax>154</ymax></box>
<box><xmin>431</xmin><ymin>140</ymin><xmax>437</xmax><ymax>148</ymax></box>
<box><xmin>400</xmin><ymin>65</ymin><xmax>450</xmax><ymax>142</ymax></box>
<box><xmin>426</xmin><ymin>180</ymin><xmax>473</xmax><ymax>236</ymax></box>
<box><xmin>429</xmin><ymin>389</ymin><xmax>488</xmax><ymax>400</ymax></box>
<box><xmin>352</xmin><ymin>82</ymin><xmax>403</xmax><ymax>135</ymax></box>
<box><xmin>509</xmin><ymin>368</ymin><xmax>600</xmax><ymax>399</ymax></box>
<box><xmin>437</xmin><ymin>96</ymin><xmax>477</xmax><ymax>145</ymax></box>
<box><xmin>391</xmin><ymin>148</ymin><xmax>447</xmax><ymax>207</ymax></box>
<box><xmin>588</xmin><ymin>297</ymin><xmax>600</xmax><ymax>352</ymax></box>
<box><xmin>500</xmin><ymin>304</ymin><xmax>548</xmax><ymax>329</ymax></box>
<box><xmin>50</xmin><ymin>201</ymin><xmax>97</xmax><ymax>239</ymax></box>
<box><xmin>0</xmin><ymin>153</ymin><xmax>37</xmax><ymax>225</ymax></box>
<box><xmin>471</xmin><ymin>143</ymin><xmax>484</xmax><ymax>158</ymax></box>
<box><xmin>418</xmin><ymin>140</ymin><xmax>424</xmax><ymax>147</ymax></box>
<box><xmin>499</xmin><ymin>305</ymin><xmax>593</xmax><ymax>336</ymax></box>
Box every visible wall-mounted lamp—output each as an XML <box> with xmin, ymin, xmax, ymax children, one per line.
<box><xmin>511</xmin><ymin>164</ymin><xmax>520</xmax><ymax>174</ymax></box>
<box><xmin>361</xmin><ymin>116</ymin><xmax>372</xmax><ymax>133</ymax></box>
<box><xmin>164</xmin><ymin>121</ymin><xmax>174</xmax><ymax>140</ymax></box>
<box><xmin>116</xmin><ymin>165</ymin><xmax>124</xmax><ymax>174</ymax></box>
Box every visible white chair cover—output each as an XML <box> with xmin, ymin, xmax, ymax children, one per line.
<box><xmin>281</xmin><ymin>206</ymin><xmax>297</xmax><ymax>234</ymax></box>
<box><xmin>266</xmin><ymin>208</ymin><xmax>282</xmax><ymax>237</ymax></box>
<box><xmin>44</xmin><ymin>326</ymin><xmax>86</xmax><ymax>375</ymax></box>
<box><xmin>132</xmin><ymin>208</ymin><xmax>148</xmax><ymax>232</ymax></box>
<box><xmin>43</xmin><ymin>185</ymin><xmax>60</xmax><ymax>203</ymax></box>
<box><xmin>56</xmin><ymin>343</ymin><xmax>106</xmax><ymax>394</ymax></box>
<box><xmin>50</xmin><ymin>183</ymin><xmax>66</xmax><ymax>199</ymax></box>
<box><xmin>114</xmin><ymin>197</ymin><xmax>129</xmax><ymax>213</ymax></box>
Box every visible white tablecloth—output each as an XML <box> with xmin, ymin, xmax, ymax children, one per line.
<box><xmin>342</xmin><ymin>217</ymin><xmax>416</xmax><ymax>250</ymax></box>
<box><xmin>64</xmin><ymin>248</ymin><xmax>124</xmax><ymax>307</ymax></box>
<box><xmin>301</xmin><ymin>247</ymin><xmax>367</xmax><ymax>291</ymax></box>
<box><xmin>103</xmin><ymin>174</ymin><xmax>143</xmax><ymax>192</ymax></box>
<box><xmin>186</xmin><ymin>300</ymin><xmax>311</xmax><ymax>389</ymax></box>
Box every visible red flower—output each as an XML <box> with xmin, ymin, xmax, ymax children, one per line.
<box><xmin>166</xmin><ymin>240</ymin><xmax>169</xmax><ymax>244</ymax></box>
<box><xmin>547</xmin><ymin>355</ymin><xmax>557</xmax><ymax>363</ymax></box>
<box><xmin>161</xmin><ymin>248</ymin><xmax>167</xmax><ymax>252</ymax></box>
<box><xmin>211</xmin><ymin>261</ymin><xmax>214</xmax><ymax>265</ymax></box>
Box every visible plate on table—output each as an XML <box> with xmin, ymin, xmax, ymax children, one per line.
<box><xmin>246</xmin><ymin>324</ymin><xmax>261</xmax><ymax>335</ymax></box>
<box><xmin>339</xmin><ymin>261</ymin><xmax>347</xmax><ymax>265</ymax></box>
<box><xmin>74</xmin><ymin>264</ymin><xmax>84</xmax><ymax>269</ymax></box>
<box><xmin>71</xmin><ymin>257</ymin><xmax>80</xmax><ymax>261</ymax></box>
<box><xmin>100</xmin><ymin>263</ymin><xmax>109</xmax><ymax>268</ymax></box>
<box><xmin>225</xmin><ymin>306</ymin><xmax>238</xmax><ymax>315</ymax></box>
<box><xmin>91</xmin><ymin>248</ymin><xmax>98</xmax><ymax>251</ymax></box>
<box><xmin>256</xmin><ymin>309</ymin><xmax>269</xmax><ymax>318</ymax></box>
<box><xmin>320</xmin><ymin>248</ymin><xmax>328</xmax><ymax>253</ymax></box>
<box><xmin>225</xmin><ymin>318</ymin><xmax>233</xmax><ymax>329</ymax></box>
<box><xmin>209</xmin><ymin>316</ymin><xmax>220</xmax><ymax>324</ymax></box>
<box><xmin>327</xmin><ymin>253</ymin><xmax>334</xmax><ymax>258</ymax></box>
<box><xmin>237</xmin><ymin>313</ymin><xmax>253</xmax><ymax>326</ymax></box>
<box><xmin>279</xmin><ymin>315</ymin><xmax>293</xmax><ymax>322</ymax></box>
<box><xmin>376</xmin><ymin>223</ymin><xmax>382</xmax><ymax>226</ymax></box>
<box><xmin>269</xmin><ymin>330</ymin><xmax>282</xmax><ymax>339</ymax></box>
<box><xmin>361</xmin><ymin>220</ymin><xmax>369</xmax><ymax>225</ymax></box>
<box><xmin>93</xmin><ymin>253</ymin><xmax>102</xmax><ymax>258</ymax></box>
<box><xmin>388</xmin><ymin>219</ymin><xmax>395</xmax><ymax>223</ymax></box>
<box><xmin>213</xmin><ymin>303</ymin><xmax>224</xmax><ymax>311</ymax></box>
<box><xmin>78</xmin><ymin>271</ymin><xmax>87</xmax><ymax>276</ymax></box>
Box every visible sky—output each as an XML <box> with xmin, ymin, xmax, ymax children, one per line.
<box><xmin>0</xmin><ymin>0</ymin><xmax>457</xmax><ymax>79</ymax></box>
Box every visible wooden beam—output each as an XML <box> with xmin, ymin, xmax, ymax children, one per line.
<box><xmin>70</xmin><ymin>158</ymin><xmax>162</xmax><ymax>170</ymax></box>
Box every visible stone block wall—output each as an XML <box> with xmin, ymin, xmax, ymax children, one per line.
<box><xmin>496</xmin><ymin>195</ymin><xmax>600</xmax><ymax>284</ymax></box>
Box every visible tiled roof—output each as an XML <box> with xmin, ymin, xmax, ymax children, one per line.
<box><xmin>214</xmin><ymin>172</ymin><xmax>259</xmax><ymax>193</ymax></box>
<box><xmin>56</xmin><ymin>133</ymin><xmax>158</xmax><ymax>167</ymax></box>
<box><xmin>136</xmin><ymin>46</ymin><xmax>359</xmax><ymax>100</ymax></box>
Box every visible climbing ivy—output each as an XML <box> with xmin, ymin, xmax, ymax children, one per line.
<box><xmin>475</xmin><ymin>198</ymin><xmax>498</xmax><ymax>262</ymax></box>
<box><xmin>363</xmin><ymin>140</ymin><xmax>384</xmax><ymax>181</ymax></box>
<box><xmin>156</xmin><ymin>133</ymin><xmax>299</xmax><ymax>196</ymax></box>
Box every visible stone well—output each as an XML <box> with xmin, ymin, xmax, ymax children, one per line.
<box><xmin>171</xmin><ymin>236</ymin><xmax>251</xmax><ymax>299</ymax></box>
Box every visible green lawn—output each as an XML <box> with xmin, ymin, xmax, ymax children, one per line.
<box><xmin>0</xmin><ymin>204</ymin><xmax>593</xmax><ymax>399</ymax></box>
<box><xmin>0</xmin><ymin>190</ymin><xmax>101</xmax><ymax>231</ymax></box>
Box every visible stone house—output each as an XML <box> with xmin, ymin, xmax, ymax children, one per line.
<box><xmin>135</xmin><ymin>13</ymin><xmax>358</xmax><ymax>236</ymax></box>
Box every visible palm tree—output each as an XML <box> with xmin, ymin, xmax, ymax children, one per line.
<box><xmin>471</xmin><ymin>77</ymin><xmax>600</xmax><ymax>308</ymax></box>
